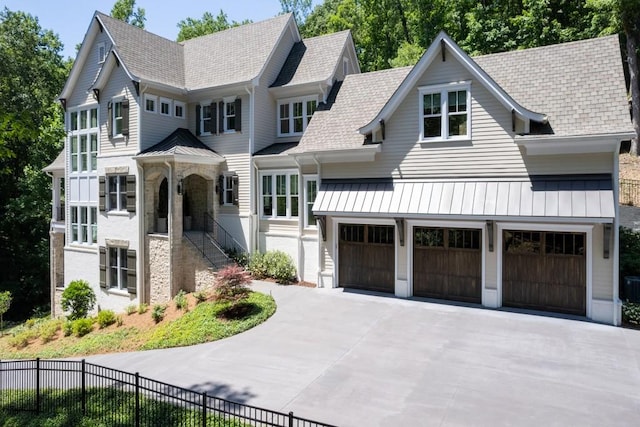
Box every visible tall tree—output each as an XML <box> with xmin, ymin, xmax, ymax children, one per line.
<box><xmin>280</xmin><ymin>0</ymin><xmax>313</xmax><ymax>25</ymax></box>
<box><xmin>110</xmin><ymin>0</ymin><xmax>146</xmax><ymax>28</ymax></box>
<box><xmin>176</xmin><ymin>10</ymin><xmax>251</xmax><ymax>42</ymax></box>
<box><xmin>0</xmin><ymin>8</ymin><xmax>66</xmax><ymax>319</ymax></box>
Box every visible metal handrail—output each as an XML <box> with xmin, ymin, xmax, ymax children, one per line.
<box><xmin>204</xmin><ymin>212</ymin><xmax>247</xmax><ymax>256</ymax></box>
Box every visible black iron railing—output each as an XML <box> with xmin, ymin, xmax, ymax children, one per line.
<box><xmin>620</xmin><ymin>179</ymin><xmax>640</xmax><ymax>207</ymax></box>
<box><xmin>204</xmin><ymin>213</ymin><xmax>247</xmax><ymax>256</ymax></box>
<box><xmin>0</xmin><ymin>358</ymin><xmax>336</xmax><ymax>427</ymax></box>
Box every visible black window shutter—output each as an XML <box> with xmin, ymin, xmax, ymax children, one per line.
<box><xmin>235</xmin><ymin>98</ymin><xmax>242</xmax><ymax>132</ymax></box>
<box><xmin>195</xmin><ymin>104</ymin><xmax>201</xmax><ymax>136</ymax></box>
<box><xmin>218</xmin><ymin>101</ymin><xmax>224</xmax><ymax>133</ymax></box>
<box><xmin>232</xmin><ymin>174</ymin><xmax>239</xmax><ymax>206</ymax></box>
<box><xmin>126</xmin><ymin>174</ymin><xmax>136</xmax><ymax>213</ymax></box>
<box><xmin>99</xmin><ymin>247</ymin><xmax>107</xmax><ymax>289</ymax></box>
<box><xmin>211</xmin><ymin>102</ymin><xmax>217</xmax><ymax>134</ymax></box>
<box><xmin>126</xmin><ymin>249</ymin><xmax>136</xmax><ymax>294</ymax></box>
<box><xmin>218</xmin><ymin>175</ymin><xmax>224</xmax><ymax>205</ymax></box>
<box><xmin>121</xmin><ymin>98</ymin><xmax>129</xmax><ymax>136</ymax></box>
<box><xmin>99</xmin><ymin>176</ymin><xmax>106</xmax><ymax>211</ymax></box>
<box><xmin>107</xmin><ymin>101</ymin><xmax>113</xmax><ymax>137</ymax></box>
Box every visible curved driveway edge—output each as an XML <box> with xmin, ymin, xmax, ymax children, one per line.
<box><xmin>86</xmin><ymin>281</ymin><xmax>640</xmax><ymax>426</ymax></box>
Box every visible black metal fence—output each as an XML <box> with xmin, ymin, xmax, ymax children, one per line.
<box><xmin>620</xmin><ymin>179</ymin><xmax>640</xmax><ymax>207</ymax></box>
<box><xmin>0</xmin><ymin>358</ymin><xmax>335</xmax><ymax>427</ymax></box>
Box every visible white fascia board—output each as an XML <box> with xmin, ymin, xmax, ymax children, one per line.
<box><xmin>59</xmin><ymin>13</ymin><xmax>101</xmax><ymax>100</ymax></box>
<box><xmin>133</xmin><ymin>154</ymin><xmax>225</xmax><ymax>166</ymax></box>
<box><xmin>291</xmin><ymin>145</ymin><xmax>381</xmax><ymax>163</ymax></box>
<box><xmin>358</xmin><ymin>31</ymin><xmax>546</xmax><ymax>135</ymax></box>
<box><xmin>516</xmin><ymin>132</ymin><xmax>634</xmax><ymax>155</ymax></box>
<box><xmin>91</xmin><ymin>49</ymin><xmax>137</xmax><ymax>91</ymax></box>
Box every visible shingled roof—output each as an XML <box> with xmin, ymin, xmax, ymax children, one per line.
<box><xmin>290</xmin><ymin>67</ymin><xmax>411</xmax><ymax>153</ymax></box>
<box><xmin>97</xmin><ymin>12</ymin><xmax>185</xmax><ymax>89</ymax></box>
<box><xmin>294</xmin><ymin>34</ymin><xmax>632</xmax><ymax>154</ymax></box>
<box><xmin>271</xmin><ymin>30</ymin><xmax>352</xmax><ymax>88</ymax></box>
<box><xmin>474</xmin><ymin>35</ymin><xmax>631</xmax><ymax>137</ymax></box>
<box><xmin>136</xmin><ymin>128</ymin><xmax>224</xmax><ymax>161</ymax></box>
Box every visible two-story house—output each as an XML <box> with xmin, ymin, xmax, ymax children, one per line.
<box><xmin>46</xmin><ymin>11</ymin><xmax>358</xmax><ymax>314</ymax></box>
<box><xmin>47</xmin><ymin>11</ymin><xmax>633</xmax><ymax>325</ymax></box>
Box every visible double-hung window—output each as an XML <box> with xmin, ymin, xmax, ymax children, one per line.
<box><xmin>261</xmin><ymin>171</ymin><xmax>299</xmax><ymax>218</ymax></box>
<box><xmin>113</xmin><ymin>101</ymin><xmax>123</xmax><ymax>136</ymax></box>
<box><xmin>277</xmin><ymin>96</ymin><xmax>317</xmax><ymax>136</ymax></box>
<box><xmin>201</xmin><ymin>104</ymin><xmax>212</xmax><ymax>134</ymax></box>
<box><xmin>419</xmin><ymin>82</ymin><xmax>471</xmax><ymax>141</ymax></box>
<box><xmin>70</xmin><ymin>206</ymin><xmax>97</xmax><ymax>245</ymax></box>
<box><xmin>108</xmin><ymin>175</ymin><xmax>127</xmax><ymax>211</ymax></box>
<box><xmin>220</xmin><ymin>173</ymin><xmax>238</xmax><ymax>206</ymax></box>
<box><xmin>160</xmin><ymin>97</ymin><xmax>171</xmax><ymax>116</ymax></box>
<box><xmin>174</xmin><ymin>101</ymin><xmax>185</xmax><ymax>119</ymax></box>
<box><xmin>109</xmin><ymin>247</ymin><xmax>128</xmax><ymax>290</ymax></box>
<box><xmin>304</xmin><ymin>176</ymin><xmax>318</xmax><ymax>227</ymax></box>
<box><xmin>69</xmin><ymin>107</ymin><xmax>98</xmax><ymax>173</ymax></box>
<box><xmin>224</xmin><ymin>102</ymin><xmax>236</xmax><ymax>131</ymax></box>
<box><xmin>144</xmin><ymin>94</ymin><xmax>157</xmax><ymax>113</ymax></box>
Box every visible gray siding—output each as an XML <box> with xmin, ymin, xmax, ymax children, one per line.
<box><xmin>69</xmin><ymin>31</ymin><xmax>112</xmax><ymax>107</ymax></box>
<box><xmin>140</xmin><ymin>89</ymin><xmax>189</xmax><ymax>152</ymax></box>
<box><xmin>100</xmin><ymin>66</ymin><xmax>139</xmax><ymax>157</ymax></box>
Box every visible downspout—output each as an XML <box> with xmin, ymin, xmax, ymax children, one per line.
<box><xmin>245</xmin><ymin>84</ymin><xmax>256</xmax><ymax>253</ymax></box>
<box><xmin>45</xmin><ymin>171</ymin><xmax>55</xmax><ymax>316</ymax></box>
<box><xmin>253</xmin><ymin>161</ymin><xmax>260</xmax><ymax>253</ymax></box>
<box><xmin>136</xmin><ymin>162</ymin><xmax>145</xmax><ymax>304</ymax></box>
<box><xmin>164</xmin><ymin>160</ymin><xmax>173</xmax><ymax>297</ymax></box>
<box><xmin>293</xmin><ymin>156</ymin><xmax>304</xmax><ymax>281</ymax></box>
<box><xmin>613</xmin><ymin>143</ymin><xmax>621</xmax><ymax>325</ymax></box>
<box><xmin>314</xmin><ymin>155</ymin><xmax>322</xmax><ymax>286</ymax></box>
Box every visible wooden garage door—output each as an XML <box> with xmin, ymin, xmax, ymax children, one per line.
<box><xmin>413</xmin><ymin>227</ymin><xmax>482</xmax><ymax>303</ymax></box>
<box><xmin>502</xmin><ymin>230</ymin><xmax>586</xmax><ymax>316</ymax></box>
<box><xmin>339</xmin><ymin>224</ymin><xmax>395</xmax><ymax>293</ymax></box>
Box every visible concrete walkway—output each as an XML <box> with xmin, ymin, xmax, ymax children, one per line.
<box><xmin>86</xmin><ymin>282</ymin><xmax>640</xmax><ymax>426</ymax></box>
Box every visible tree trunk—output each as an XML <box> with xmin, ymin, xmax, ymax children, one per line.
<box><xmin>623</xmin><ymin>21</ymin><xmax>640</xmax><ymax>155</ymax></box>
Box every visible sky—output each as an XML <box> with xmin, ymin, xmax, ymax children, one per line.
<box><xmin>2</xmin><ymin>0</ymin><xmax>322</xmax><ymax>59</ymax></box>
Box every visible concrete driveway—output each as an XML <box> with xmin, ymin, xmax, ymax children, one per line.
<box><xmin>86</xmin><ymin>282</ymin><xmax>640</xmax><ymax>426</ymax></box>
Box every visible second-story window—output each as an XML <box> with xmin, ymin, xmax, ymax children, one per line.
<box><xmin>69</xmin><ymin>106</ymin><xmax>98</xmax><ymax>173</ymax></box>
<box><xmin>419</xmin><ymin>82</ymin><xmax>471</xmax><ymax>141</ymax></box>
<box><xmin>278</xmin><ymin>96</ymin><xmax>317</xmax><ymax>137</ymax></box>
<box><xmin>201</xmin><ymin>104</ymin><xmax>212</xmax><ymax>134</ymax></box>
<box><xmin>160</xmin><ymin>98</ymin><xmax>171</xmax><ymax>116</ymax></box>
<box><xmin>225</xmin><ymin>102</ymin><xmax>236</xmax><ymax>132</ymax></box>
<box><xmin>108</xmin><ymin>98</ymin><xmax>129</xmax><ymax>138</ymax></box>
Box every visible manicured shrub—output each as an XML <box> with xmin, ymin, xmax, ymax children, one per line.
<box><xmin>228</xmin><ymin>249</ymin><xmax>250</xmax><ymax>267</ymax></box>
<box><xmin>96</xmin><ymin>310</ymin><xmax>116</xmax><ymax>329</ymax></box>
<box><xmin>193</xmin><ymin>290</ymin><xmax>208</xmax><ymax>304</ymax></box>
<box><xmin>9</xmin><ymin>332</ymin><xmax>29</xmax><ymax>349</ymax></box>
<box><xmin>215</xmin><ymin>264</ymin><xmax>252</xmax><ymax>304</ymax></box>
<box><xmin>151</xmin><ymin>304</ymin><xmax>167</xmax><ymax>323</ymax></box>
<box><xmin>623</xmin><ymin>302</ymin><xmax>640</xmax><ymax>325</ymax></box>
<box><xmin>72</xmin><ymin>318</ymin><xmax>94</xmax><ymax>337</ymax></box>
<box><xmin>61</xmin><ymin>280</ymin><xmax>96</xmax><ymax>320</ymax></box>
<box><xmin>247</xmin><ymin>252</ymin><xmax>268</xmax><ymax>279</ymax></box>
<box><xmin>25</xmin><ymin>318</ymin><xmax>36</xmax><ymax>329</ymax></box>
<box><xmin>174</xmin><ymin>290</ymin><xmax>188</xmax><ymax>311</ymax></box>
<box><xmin>125</xmin><ymin>304</ymin><xmax>137</xmax><ymax>315</ymax></box>
<box><xmin>63</xmin><ymin>320</ymin><xmax>73</xmax><ymax>337</ymax></box>
<box><xmin>620</xmin><ymin>226</ymin><xmax>640</xmax><ymax>281</ymax></box>
<box><xmin>247</xmin><ymin>250</ymin><xmax>297</xmax><ymax>283</ymax></box>
<box><xmin>138</xmin><ymin>303</ymin><xmax>149</xmax><ymax>314</ymax></box>
<box><xmin>39</xmin><ymin>321</ymin><xmax>59</xmax><ymax>343</ymax></box>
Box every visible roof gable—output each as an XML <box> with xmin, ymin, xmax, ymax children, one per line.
<box><xmin>359</xmin><ymin>31</ymin><xmax>547</xmax><ymax>135</ymax></box>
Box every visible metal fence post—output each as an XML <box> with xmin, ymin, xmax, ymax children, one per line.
<box><xmin>202</xmin><ymin>391</ymin><xmax>207</xmax><ymax>427</ymax></box>
<box><xmin>135</xmin><ymin>372</ymin><xmax>140</xmax><ymax>427</ymax></box>
<box><xmin>81</xmin><ymin>359</ymin><xmax>86</xmax><ymax>415</ymax></box>
<box><xmin>289</xmin><ymin>411</ymin><xmax>294</xmax><ymax>427</ymax></box>
<box><xmin>36</xmin><ymin>358</ymin><xmax>41</xmax><ymax>413</ymax></box>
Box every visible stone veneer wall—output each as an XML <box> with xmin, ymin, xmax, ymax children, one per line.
<box><xmin>181</xmin><ymin>237</ymin><xmax>216</xmax><ymax>293</ymax></box>
<box><xmin>147</xmin><ymin>234</ymin><xmax>171</xmax><ymax>304</ymax></box>
<box><xmin>50</xmin><ymin>229</ymin><xmax>65</xmax><ymax>317</ymax></box>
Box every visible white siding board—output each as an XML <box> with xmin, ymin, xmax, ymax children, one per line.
<box><xmin>438</xmin><ymin>183</ymin><xmax>454</xmax><ymax>215</ymax></box>
<box><xmin>558</xmin><ymin>187</ymin><xmax>573</xmax><ymax>217</ymax></box>
<box><xmin>379</xmin><ymin>187</ymin><xmax>394</xmax><ymax>213</ymax></box>
<box><xmin>545</xmin><ymin>182</ymin><xmax>559</xmax><ymax>216</ymax></box>
<box><xmin>100</xmin><ymin>66</ymin><xmax>139</xmax><ymax>157</ymax></box>
<box><xmin>407</xmin><ymin>183</ymin><xmax>423</xmax><ymax>214</ymax></box>
<box><xmin>519</xmin><ymin>182</ymin><xmax>533</xmax><ymax>216</ymax></box>
<box><xmin>532</xmin><ymin>190</ymin><xmax>547</xmax><ymax>217</ymax></box>
<box><xmin>428</xmin><ymin>182</ymin><xmax>443</xmax><ymax>213</ymax></box>
<box><xmin>69</xmin><ymin>31</ymin><xmax>112</xmax><ymax>107</ymax></box>
<box><xmin>461</xmin><ymin>182</ymin><xmax>476</xmax><ymax>215</ymax></box>
<box><xmin>507</xmin><ymin>181</ymin><xmax>521</xmax><ymax>216</ymax></box>
<box><xmin>472</xmin><ymin>183</ymin><xmax>486</xmax><ymax>215</ymax></box>
<box><xmin>398</xmin><ymin>183</ymin><xmax>413</xmax><ymax>213</ymax></box>
<box><xmin>484</xmin><ymin>182</ymin><xmax>498</xmax><ymax>215</ymax></box>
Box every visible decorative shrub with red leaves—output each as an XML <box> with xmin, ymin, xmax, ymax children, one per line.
<box><xmin>215</xmin><ymin>264</ymin><xmax>252</xmax><ymax>305</ymax></box>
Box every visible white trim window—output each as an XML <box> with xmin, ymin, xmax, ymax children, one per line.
<box><xmin>98</xmin><ymin>42</ymin><xmax>106</xmax><ymax>63</ymax></box>
<box><xmin>277</xmin><ymin>96</ymin><xmax>317</xmax><ymax>136</ymax></box>
<box><xmin>113</xmin><ymin>100</ymin><xmax>124</xmax><ymax>137</ymax></box>
<box><xmin>69</xmin><ymin>106</ymin><xmax>98</xmax><ymax>173</ymax></box>
<box><xmin>174</xmin><ymin>101</ymin><xmax>185</xmax><ymax>119</ymax></box>
<box><xmin>144</xmin><ymin>94</ymin><xmax>157</xmax><ymax>113</ymax></box>
<box><xmin>304</xmin><ymin>176</ymin><xmax>318</xmax><ymax>228</ymax></box>
<box><xmin>419</xmin><ymin>82</ymin><xmax>471</xmax><ymax>141</ymax></box>
<box><xmin>109</xmin><ymin>247</ymin><xmax>128</xmax><ymax>290</ymax></box>
<box><xmin>261</xmin><ymin>171</ymin><xmax>299</xmax><ymax>218</ymax></box>
<box><xmin>221</xmin><ymin>173</ymin><xmax>239</xmax><ymax>206</ymax></box>
<box><xmin>200</xmin><ymin>103</ymin><xmax>212</xmax><ymax>135</ymax></box>
<box><xmin>224</xmin><ymin>100</ymin><xmax>236</xmax><ymax>132</ymax></box>
<box><xmin>107</xmin><ymin>175</ymin><xmax>127</xmax><ymax>211</ymax></box>
<box><xmin>70</xmin><ymin>206</ymin><xmax>97</xmax><ymax>245</ymax></box>
<box><xmin>160</xmin><ymin>97</ymin><xmax>171</xmax><ymax>116</ymax></box>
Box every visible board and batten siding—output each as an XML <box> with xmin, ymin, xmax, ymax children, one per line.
<box><xmin>139</xmin><ymin>89</ymin><xmax>189</xmax><ymax>152</ymax></box>
<box><xmin>99</xmin><ymin>66</ymin><xmax>139</xmax><ymax>157</ymax></box>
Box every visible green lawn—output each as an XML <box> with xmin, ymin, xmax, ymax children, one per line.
<box><xmin>0</xmin><ymin>291</ymin><xmax>276</xmax><ymax>359</ymax></box>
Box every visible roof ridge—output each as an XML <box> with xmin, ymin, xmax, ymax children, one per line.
<box><xmin>473</xmin><ymin>34</ymin><xmax>619</xmax><ymax>60</ymax></box>
<box><xmin>181</xmin><ymin>12</ymin><xmax>292</xmax><ymax>45</ymax></box>
<box><xmin>95</xmin><ymin>11</ymin><xmax>181</xmax><ymax>47</ymax></box>
<box><xmin>301</xmin><ymin>29</ymin><xmax>350</xmax><ymax>42</ymax></box>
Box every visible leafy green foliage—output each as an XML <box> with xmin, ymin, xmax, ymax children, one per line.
<box><xmin>61</xmin><ymin>280</ymin><xmax>96</xmax><ymax>320</ymax></box>
<box><xmin>63</xmin><ymin>320</ymin><xmax>73</xmax><ymax>337</ymax></box>
<box><xmin>151</xmin><ymin>304</ymin><xmax>167</xmax><ymax>323</ymax></box>
<box><xmin>176</xmin><ymin>10</ymin><xmax>252</xmax><ymax>42</ymax></box>
<box><xmin>143</xmin><ymin>291</ymin><xmax>276</xmax><ymax>350</ymax></box>
<box><xmin>110</xmin><ymin>0</ymin><xmax>146</xmax><ymax>28</ymax></box>
<box><xmin>215</xmin><ymin>264</ymin><xmax>252</xmax><ymax>304</ymax></box>
<box><xmin>138</xmin><ymin>303</ymin><xmax>149</xmax><ymax>314</ymax></box>
<box><xmin>0</xmin><ymin>8</ymin><xmax>67</xmax><ymax>320</ymax></box>
<box><xmin>619</xmin><ymin>227</ymin><xmax>640</xmax><ymax>282</ymax></box>
<box><xmin>39</xmin><ymin>321</ymin><xmax>59</xmax><ymax>343</ymax></box>
<box><xmin>0</xmin><ymin>290</ymin><xmax>12</xmax><ymax>334</ymax></box>
<box><xmin>174</xmin><ymin>290</ymin><xmax>188</xmax><ymax>311</ymax></box>
<box><xmin>125</xmin><ymin>304</ymin><xmax>137</xmax><ymax>315</ymax></box>
<box><xmin>72</xmin><ymin>318</ymin><xmax>94</xmax><ymax>337</ymax></box>
<box><xmin>96</xmin><ymin>310</ymin><xmax>116</xmax><ymax>329</ymax></box>
<box><xmin>280</xmin><ymin>0</ymin><xmax>313</xmax><ymax>25</ymax></box>
<box><xmin>193</xmin><ymin>290</ymin><xmax>208</xmax><ymax>304</ymax></box>
<box><xmin>248</xmin><ymin>250</ymin><xmax>297</xmax><ymax>284</ymax></box>
<box><xmin>622</xmin><ymin>302</ymin><xmax>640</xmax><ymax>325</ymax></box>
